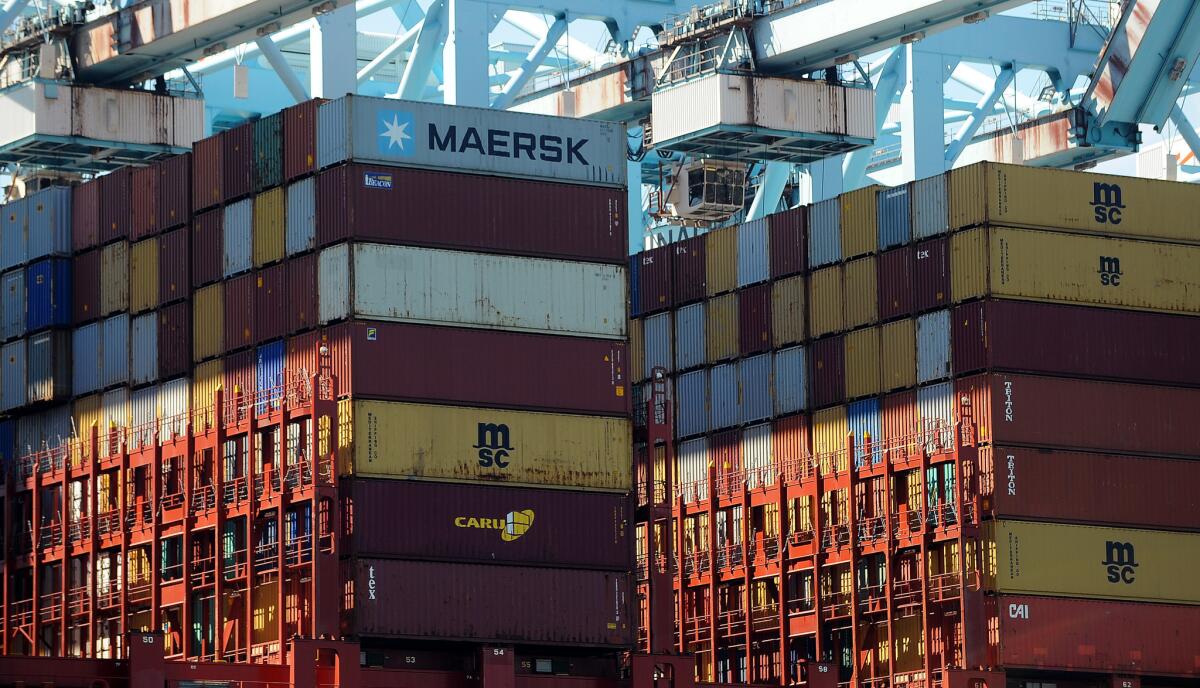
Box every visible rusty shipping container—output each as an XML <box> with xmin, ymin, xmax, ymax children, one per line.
<box><xmin>953</xmin><ymin>299</ymin><xmax>1200</xmax><ymax>386</ymax></box>
<box><xmin>222</xmin><ymin>122</ymin><xmax>255</xmax><ymax>202</ymax></box>
<box><xmin>768</xmin><ymin>205</ymin><xmax>805</xmax><ymax>278</ymax></box>
<box><xmin>157</xmin><ymin>153</ymin><xmax>191</xmax><ymax>230</ymax></box>
<box><xmin>191</xmin><ymin>210</ymin><xmax>223</xmax><ymax>288</ymax></box>
<box><xmin>343</xmin><ymin>479</ymin><xmax>630</xmax><ymax>569</ymax></box>
<box><xmin>71</xmin><ymin>180</ymin><xmax>99</xmax><ymax>251</ymax></box>
<box><xmin>325</xmin><ymin>320</ymin><xmax>629</xmax><ymax>416</ymax></box>
<box><xmin>158</xmin><ymin>227</ymin><xmax>189</xmax><ymax>305</ymax></box>
<box><xmin>224</xmin><ymin>273</ymin><xmax>255</xmax><ymax>352</ymax></box>
<box><xmin>638</xmin><ymin>245</ymin><xmax>672</xmax><ymax>314</ymax></box>
<box><xmin>671</xmin><ymin>235</ymin><xmax>706</xmax><ymax>305</ymax></box>
<box><xmin>985</xmin><ymin>446</ymin><xmax>1200</xmax><ymax>531</ymax></box>
<box><xmin>255</xmin><ymin>264</ymin><xmax>286</xmax><ymax>343</ymax></box>
<box><xmin>130</xmin><ymin>165</ymin><xmax>159</xmax><ymax>240</ymax></box>
<box><xmin>157</xmin><ymin>301</ymin><xmax>191</xmax><ymax>379</ymax></box>
<box><xmin>99</xmin><ymin>167</ymin><xmax>131</xmax><ymax>244</ymax></box>
<box><xmin>346</xmin><ymin>559</ymin><xmax>633</xmax><ymax>647</ymax></box>
<box><xmin>958</xmin><ymin>372</ymin><xmax>1200</xmax><ymax>457</ymax></box>
<box><xmin>286</xmin><ymin>253</ymin><xmax>318</xmax><ymax>334</ymax></box>
<box><xmin>192</xmin><ymin>135</ymin><xmax>223</xmax><ymax>211</ymax></box>
<box><xmin>317</xmin><ymin>164</ymin><xmax>625</xmax><ymax>263</ymax></box>
<box><xmin>284</xmin><ymin>99</ymin><xmax>323</xmax><ymax>181</ymax></box>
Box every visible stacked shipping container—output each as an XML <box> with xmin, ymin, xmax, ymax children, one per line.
<box><xmin>628</xmin><ymin>162</ymin><xmax>1200</xmax><ymax>686</ymax></box>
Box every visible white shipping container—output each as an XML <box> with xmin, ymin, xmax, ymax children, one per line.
<box><xmin>100</xmin><ymin>387</ymin><xmax>129</xmax><ymax>457</ymax></box>
<box><xmin>318</xmin><ymin>243</ymin><xmax>626</xmax><ymax>339</ymax></box>
<box><xmin>159</xmin><ymin>377</ymin><xmax>190</xmax><ymax>441</ymax></box>
<box><xmin>916</xmin><ymin>381</ymin><xmax>955</xmax><ymax>453</ymax></box>
<box><xmin>676</xmin><ymin>437</ymin><xmax>709</xmax><ymax>503</ymax></box>
<box><xmin>223</xmin><ymin>199</ymin><xmax>253</xmax><ymax>277</ymax></box>
<box><xmin>741</xmin><ymin>423</ymin><xmax>773</xmax><ymax>488</ymax></box>
<box><xmin>737</xmin><ymin>218</ymin><xmax>769</xmax><ymax>287</ymax></box>
<box><xmin>643</xmin><ymin>312</ymin><xmax>673</xmax><ymax>378</ymax></box>
<box><xmin>675</xmin><ymin>369</ymin><xmax>708</xmax><ymax>440</ymax></box>
<box><xmin>916</xmin><ymin>309</ymin><xmax>952</xmax><ymax>384</ymax></box>
<box><xmin>285</xmin><ymin>177</ymin><xmax>316</xmax><ymax>256</ymax></box>
<box><xmin>673</xmin><ymin>303</ymin><xmax>706</xmax><ymax>371</ymax></box>
<box><xmin>130</xmin><ymin>385</ymin><xmax>158</xmax><ymax>450</ymax></box>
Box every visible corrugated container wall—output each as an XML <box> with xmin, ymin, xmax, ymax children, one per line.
<box><xmin>675</xmin><ymin>370</ymin><xmax>707</xmax><ymax>439</ymax></box>
<box><xmin>101</xmin><ymin>314</ymin><xmax>130</xmax><ymax>389</ymax></box>
<box><xmin>738</xmin><ymin>282</ymin><xmax>771</xmax><ymax>355</ymax></box>
<box><xmin>157</xmin><ymin>301</ymin><xmax>190</xmax><ymax>379</ymax></box>
<box><xmin>738</xmin><ymin>353</ymin><xmax>772</xmax><ymax>423</ymax></box>
<box><xmin>157</xmin><ymin>153</ymin><xmax>191</xmax><ymax>230</ymax></box>
<box><xmin>72</xmin><ymin>250</ymin><xmax>99</xmax><ymax>325</ymax></box>
<box><xmin>284</xmin><ymin>99</ymin><xmax>321</xmax><ymax>181</ymax></box>
<box><xmin>24</xmin><ymin>259</ymin><xmax>71</xmax><ymax>331</ymax></box>
<box><xmin>129</xmin><ymin>385</ymin><xmax>158</xmax><ymax>449</ymax></box>
<box><xmin>809</xmin><ymin>335</ymin><xmax>844</xmax><ymax>409</ymax></box>
<box><xmin>709</xmin><ymin>363</ymin><xmax>737</xmax><ymax>430</ymax></box>
<box><xmin>1</xmin><ymin>270</ymin><xmax>22</xmax><ymax>340</ymax></box>
<box><xmin>768</xmin><ymin>206</ymin><xmax>805</xmax><ymax>278</ymax></box>
<box><xmin>876</xmin><ymin>185</ymin><xmax>910</xmax><ymax>249</ymax></box>
<box><xmin>672</xmin><ymin>235</ymin><xmax>706</xmax><ymax>304</ymax></box>
<box><xmin>191</xmin><ymin>359</ymin><xmax>223</xmax><ymax>428</ymax></box>
<box><xmin>844</xmin><ymin>326</ymin><xmax>881</xmax><ymax>400</ymax></box>
<box><xmin>808</xmin><ymin>266</ymin><xmax>842</xmax><ymax>337</ymax></box>
<box><xmin>808</xmin><ymin>199</ymin><xmax>840</xmax><ymax>268</ymax></box>
<box><xmin>881</xmin><ymin>318</ymin><xmax>916</xmax><ymax>392</ymax></box>
<box><xmin>255</xmin><ymin>265</ymin><xmax>286</xmax><ymax>343</ymax></box>
<box><xmin>643</xmin><ymin>312</ymin><xmax>672</xmax><ymax>377</ymax></box>
<box><xmin>741</xmin><ymin>423</ymin><xmax>772</xmax><ymax>486</ymax></box>
<box><xmin>191</xmin><ymin>210</ymin><xmax>222</xmax><ymax>288</ymax></box>
<box><xmin>911</xmin><ymin>174</ymin><xmax>948</xmax><ymax>238</ymax></box>
<box><xmin>639</xmin><ymin>245</ymin><xmax>671</xmax><ymax>314</ymax></box>
<box><xmin>916</xmin><ymin>310</ymin><xmax>951</xmax><ymax>383</ymax></box>
<box><xmin>774</xmin><ymin>346</ymin><xmax>807</xmax><ymax>415</ymax></box>
<box><xmin>192</xmin><ymin>135</ymin><xmax>223</xmax><ymax>211</ymax></box>
<box><xmin>674</xmin><ymin>302</ymin><xmax>705</xmax><ymax>371</ymax></box>
<box><xmin>848</xmin><ymin>398</ymin><xmax>881</xmax><ymax>465</ymax></box>
<box><xmin>130</xmin><ymin>165</ymin><xmax>159</xmax><ymax>240</ymax></box>
<box><xmin>223</xmin><ymin>199</ymin><xmax>253</xmax><ymax>277</ymax></box>
<box><xmin>193</xmin><ymin>283</ymin><xmax>224</xmax><ymax>362</ymax></box>
<box><xmin>26</xmin><ymin>331</ymin><xmax>70</xmax><ymax>404</ymax></box>
<box><xmin>843</xmin><ymin>256</ymin><xmax>877</xmax><ymax>330</ymax></box>
<box><xmin>285</xmin><ymin>177</ymin><xmax>316</xmax><ymax>256</ymax></box>
<box><xmin>27</xmin><ymin>186</ymin><xmax>72</xmax><ymax>260</ymax></box>
<box><xmin>286</xmin><ymin>253</ymin><xmax>317</xmax><ymax>334</ymax></box>
<box><xmin>705</xmin><ymin>293</ymin><xmax>737</xmax><ymax>362</ymax></box>
<box><xmin>129</xmin><ymin>238</ymin><xmax>158</xmax><ymax>314</ymax></box>
<box><xmin>882</xmin><ymin>390</ymin><xmax>916</xmax><ymax>444</ymax></box>
<box><xmin>99</xmin><ymin>241</ymin><xmax>128</xmax><ymax>316</ymax></box>
<box><xmin>1</xmin><ymin>339</ymin><xmax>26</xmax><ymax>411</ymax></box>
<box><xmin>72</xmin><ymin>323</ymin><xmax>101</xmax><ymax>395</ymax></box>
<box><xmin>913</xmin><ymin>237</ymin><xmax>949</xmax><ymax>312</ymax></box>
<box><xmin>225</xmin><ymin>349</ymin><xmax>255</xmax><ymax>399</ymax></box>
<box><xmin>1</xmin><ymin>197</ymin><xmax>27</xmax><ymax>271</ymax></box>
<box><xmin>131</xmin><ymin>312</ymin><xmax>157</xmax><ymax>386</ymax></box>
<box><xmin>916</xmin><ymin>381</ymin><xmax>953</xmax><ymax>447</ymax></box>
<box><xmin>256</xmin><ymin>341</ymin><xmax>285</xmax><ymax>413</ymax></box>
<box><xmin>253</xmin><ymin>188</ymin><xmax>285</xmax><ymax>266</ymax></box>
<box><xmin>225</xmin><ymin>273</ymin><xmax>255</xmax><ymax>351</ymax></box>
<box><xmin>222</xmin><ymin>122</ymin><xmax>254</xmax><ymax>202</ymax></box>
<box><xmin>254</xmin><ymin>112</ymin><xmax>283</xmax><ymax>191</ymax></box>
<box><xmin>772</xmin><ymin>275</ymin><xmax>805</xmax><ymax>346</ymax></box>
<box><xmin>840</xmin><ymin>186</ymin><xmax>878</xmax><ymax>258</ymax></box>
<box><xmin>99</xmin><ymin>168</ymin><xmax>131</xmax><ymax>244</ymax></box>
<box><xmin>71</xmin><ymin>181</ymin><xmax>99</xmax><ymax>252</ymax></box>
<box><xmin>878</xmin><ymin>247</ymin><xmax>913</xmax><ymax>321</ymax></box>
<box><xmin>737</xmin><ymin>218</ymin><xmax>768</xmax><ymax>287</ymax></box>
<box><xmin>160</xmin><ymin>377</ymin><xmax>189</xmax><ymax>439</ymax></box>
<box><xmin>705</xmin><ymin>227</ymin><xmax>736</xmax><ymax>296</ymax></box>
<box><xmin>158</xmin><ymin>228</ymin><xmax>188</xmax><ymax>305</ymax></box>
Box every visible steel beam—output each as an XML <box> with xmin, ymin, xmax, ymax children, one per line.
<box><xmin>357</xmin><ymin>22</ymin><xmax>422</xmax><ymax>83</ymax></box>
<box><xmin>900</xmin><ymin>46</ymin><xmax>946</xmax><ymax>180</ymax></box>
<box><xmin>1170</xmin><ymin>105</ymin><xmax>1200</xmax><ymax>163</ymax></box>
<box><xmin>944</xmin><ymin>66</ymin><xmax>1013</xmax><ymax>165</ymax></box>
<box><xmin>255</xmin><ymin>37</ymin><xmax>310</xmax><ymax>102</ymax></box>
<box><xmin>747</xmin><ymin>162</ymin><xmax>791</xmax><ymax>219</ymax></box>
<box><xmin>492</xmin><ymin>16</ymin><xmax>567</xmax><ymax>109</ymax></box>
<box><xmin>396</xmin><ymin>0</ymin><xmax>445</xmax><ymax>100</ymax></box>
<box><xmin>843</xmin><ymin>47</ymin><xmax>906</xmax><ymax>189</ymax></box>
<box><xmin>442</xmin><ymin>0</ymin><xmax>490</xmax><ymax>105</ymax></box>
<box><xmin>0</xmin><ymin>0</ymin><xmax>31</xmax><ymax>34</ymax></box>
<box><xmin>310</xmin><ymin>3</ymin><xmax>358</xmax><ymax>99</ymax></box>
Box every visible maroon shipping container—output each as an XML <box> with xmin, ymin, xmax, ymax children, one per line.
<box><xmin>224</xmin><ymin>349</ymin><xmax>256</xmax><ymax>399</ymax></box>
<box><xmin>768</xmin><ymin>206</ymin><xmax>806</xmax><ymax>278</ymax></box>
<box><xmin>283</xmin><ymin>99</ymin><xmax>322</xmax><ymax>182</ymax></box>
<box><xmin>637</xmin><ymin>245</ymin><xmax>672</xmax><ymax>314</ymax></box>
<box><xmin>285</xmin><ymin>330</ymin><xmax>322</xmax><ymax>387</ymax></box>
<box><xmin>158</xmin><ymin>227</ymin><xmax>189</xmax><ymax>305</ymax></box>
<box><xmin>953</xmin><ymin>299</ymin><xmax>1200</xmax><ymax>386</ymax></box>
<box><xmin>912</xmin><ymin>237</ymin><xmax>949</xmax><ymax>313</ymax></box>
<box><xmin>254</xmin><ymin>264</ymin><xmax>286</xmax><ymax>343</ymax></box>
<box><xmin>223</xmin><ymin>273</ymin><xmax>255</xmax><ymax>352</ymax></box>
<box><xmin>881</xmin><ymin>389</ymin><xmax>916</xmax><ymax>444</ymax></box>
<box><xmin>957</xmin><ymin>372</ymin><xmax>1200</xmax><ymax>458</ymax></box>
<box><xmin>191</xmin><ymin>135</ymin><xmax>223</xmax><ymax>212</ymax></box>
<box><xmin>738</xmin><ymin>282</ymin><xmax>771</xmax><ymax>355</ymax></box>
<box><xmin>877</xmin><ymin>246</ymin><xmax>913</xmax><ymax>321</ymax></box>
<box><xmin>157</xmin><ymin>153</ymin><xmax>191</xmax><ymax>230</ymax></box>
<box><xmin>809</xmin><ymin>336</ymin><xmax>845</xmax><ymax>409</ymax></box>
<box><xmin>671</xmin><ymin>235</ymin><xmax>706</xmax><ymax>305</ymax></box>
<box><xmin>344</xmin><ymin>479</ymin><xmax>631</xmax><ymax>570</ymax></box>
<box><xmin>985</xmin><ymin>446</ymin><xmax>1200</xmax><ymax>530</ymax></box>
<box><xmin>157</xmin><ymin>301</ymin><xmax>191</xmax><ymax>380</ymax></box>
<box><xmin>191</xmin><ymin>210</ymin><xmax>223</xmax><ymax>288</ymax></box>
<box><xmin>99</xmin><ymin>167</ymin><xmax>131</xmax><ymax>244</ymax></box>
<box><xmin>346</xmin><ymin>559</ymin><xmax>633</xmax><ymax>647</ymax></box>
<box><xmin>222</xmin><ymin>122</ymin><xmax>255</xmax><ymax>202</ymax></box>
<box><xmin>72</xmin><ymin>250</ymin><xmax>101</xmax><ymax>324</ymax></box>
<box><xmin>71</xmin><ymin>180</ymin><xmax>100</xmax><ymax>251</ymax></box>
<box><xmin>709</xmin><ymin>430</ymin><xmax>742</xmax><ymax>473</ymax></box>
<box><xmin>130</xmin><ymin>165</ymin><xmax>159</xmax><ymax>240</ymax></box>
<box><xmin>994</xmin><ymin>595</ymin><xmax>1200</xmax><ymax>676</ymax></box>
<box><xmin>286</xmin><ymin>253</ymin><xmax>318</xmax><ymax>334</ymax></box>
<box><xmin>326</xmin><ymin>321</ymin><xmax>629</xmax><ymax>416</ymax></box>
<box><xmin>315</xmin><ymin>164</ymin><xmax>626</xmax><ymax>263</ymax></box>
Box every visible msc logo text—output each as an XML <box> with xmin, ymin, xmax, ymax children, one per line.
<box><xmin>1098</xmin><ymin>256</ymin><xmax>1123</xmax><ymax>287</ymax></box>
<box><xmin>474</xmin><ymin>422</ymin><xmax>514</xmax><ymax>468</ymax></box>
<box><xmin>1103</xmin><ymin>540</ymin><xmax>1138</xmax><ymax>584</ymax></box>
<box><xmin>1090</xmin><ymin>182</ymin><xmax>1125</xmax><ymax>225</ymax></box>
<box><xmin>454</xmin><ymin>509</ymin><xmax>535</xmax><ymax>542</ymax></box>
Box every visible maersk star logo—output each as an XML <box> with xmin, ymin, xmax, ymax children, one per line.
<box><xmin>378</xmin><ymin>110</ymin><xmax>415</xmax><ymax>156</ymax></box>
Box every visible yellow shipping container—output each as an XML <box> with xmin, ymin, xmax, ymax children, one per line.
<box><xmin>128</xmin><ymin>238</ymin><xmax>159</xmax><ymax>314</ymax></box>
<box><xmin>841</xmin><ymin>186</ymin><xmax>881</xmax><ymax>258</ymax></box>
<box><xmin>948</xmin><ymin>161</ymin><xmax>1200</xmax><ymax>243</ymax></box>
<box><xmin>807</xmin><ymin>266</ymin><xmax>843</xmax><ymax>337</ymax></box>
<box><xmin>337</xmin><ymin>399</ymin><xmax>632</xmax><ymax>491</ymax></box>
<box><xmin>880</xmin><ymin>318</ymin><xmax>916</xmax><ymax>391</ymax></box>
<box><xmin>812</xmin><ymin>406</ymin><xmax>848</xmax><ymax>475</ymax></box>
<box><xmin>951</xmin><ymin>225</ymin><xmax>1200</xmax><ymax>314</ymax></box>
<box><xmin>71</xmin><ymin>394</ymin><xmax>102</xmax><ymax>465</ymax></box>
<box><xmin>704</xmin><ymin>226</ymin><xmax>737</xmax><ymax>296</ymax></box>
<box><xmin>253</xmin><ymin>188</ymin><xmax>286</xmax><ymax>267</ymax></box>
<box><xmin>629</xmin><ymin>317</ymin><xmax>645</xmax><ymax>383</ymax></box>
<box><xmin>192</xmin><ymin>283</ymin><xmax>224</xmax><ymax>362</ymax></box>
<box><xmin>191</xmin><ymin>359</ymin><xmax>224</xmax><ymax>430</ymax></box>
<box><xmin>772</xmin><ymin>275</ymin><xmax>806</xmax><ymax>347</ymax></box>
<box><xmin>843</xmin><ymin>256</ymin><xmax>878</xmax><ymax>329</ymax></box>
<box><xmin>705</xmin><ymin>293</ymin><xmax>738</xmax><ymax>362</ymax></box>
<box><xmin>983</xmin><ymin>520</ymin><xmax>1200</xmax><ymax>605</ymax></box>
<box><xmin>844</xmin><ymin>326</ymin><xmax>881</xmax><ymax>399</ymax></box>
<box><xmin>100</xmin><ymin>240</ymin><xmax>129</xmax><ymax>316</ymax></box>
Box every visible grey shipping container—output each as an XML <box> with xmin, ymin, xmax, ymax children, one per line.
<box><xmin>741</xmin><ymin>423</ymin><xmax>773</xmax><ymax>488</ymax></box>
<box><xmin>26</xmin><ymin>187</ymin><xmax>72</xmax><ymax>261</ymax></box>
<box><xmin>912</xmin><ymin>174</ymin><xmax>949</xmax><ymax>238</ymax></box>
<box><xmin>737</xmin><ymin>218</ymin><xmax>769</xmax><ymax>287</ymax></box>
<box><xmin>877</xmin><ymin>185</ymin><xmax>911</xmax><ymax>249</ymax></box>
<box><xmin>643</xmin><ymin>312</ymin><xmax>673</xmax><ymax>378</ymax></box>
<box><xmin>738</xmin><ymin>353</ymin><xmax>772</xmax><ymax>424</ymax></box>
<box><xmin>774</xmin><ymin>345</ymin><xmax>807</xmax><ymax>415</ymax></box>
<box><xmin>1</xmin><ymin>339</ymin><xmax>26</xmax><ymax>411</ymax></box>
<box><xmin>317</xmin><ymin>95</ymin><xmax>626</xmax><ymax>187</ymax></box>
<box><xmin>916</xmin><ymin>309</ymin><xmax>951</xmax><ymax>383</ymax></box>
<box><xmin>710</xmin><ymin>362</ymin><xmax>737</xmax><ymax>431</ymax></box>
<box><xmin>26</xmin><ymin>330</ymin><xmax>70</xmax><ymax>404</ymax></box>
<box><xmin>159</xmin><ymin>377</ymin><xmax>189</xmax><ymax>440</ymax></box>
<box><xmin>223</xmin><ymin>199</ymin><xmax>253</xmax><ymax>277</ymax></box>
<box><xmin>916</xmin><ymin>381</ymin><xmax>954</xmax><ymax>451</ymax></box>
<box><xmin>72</xmin><ymin>322</ymin><xmax>102</xmax><ymax>395</ymax></box>
<box><xmin>285</xmin><ymin>177</ymin><xmax>316</xmax><ymax>255</ymax></box>
<box><xmin>675</xmin><ymin>369</ymin><xmax>708</xmax><ymax>439</ymax></box>
<box><xmin>808</xmin><ymin>198</ymin><xmax>841</xmax><ymax>268</ymax></box>
<box><xmin>101</xmin><ymin>313</ymin><xmax>130</xmax><ymax>389</ymax></box>
<box><xmin>130</xmin><ymin>385</ymin><xmax>158</xmax><ymax>450</ymax></box>
<box><xmin>676</xmin><ymin>437</ymin><xmax>708</xmax><ymax>501</ymax></box>
<box><xmin>673</xmin><ymin>302</ymin><xmax>705</xmax><ymax>371</ymax></box>
<box><xmin>131</xmin><ymin>312</ymin><xmax>158</xmax><ymax>386</ymax></box>
<box><xmin>1</xmin><ymin>197</ymin><xmax>27</xmax><ymax>271</ymax></box>
<box><xmin>1</xmin><ymin>269</ymin><xmax>23</xmax><ymax>341</ymax></box>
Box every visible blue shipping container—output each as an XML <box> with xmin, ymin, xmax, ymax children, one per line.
<box><xmin>848</xmin><ymin>398</ymin><xmax>882</xmax><ymax>467</ymax></box>
<box><xmin>808</xmin><ymin>198</ymin><xmax>841</xmax><ymax>268</ymax></box>
<box><xmin>737</xmin><ymin>218</ymin><xmax>769</xmax><ymax>287</ymax></box>
<box><xmin>774</xmin><ymin>346</ymin><xmax>807</xmax><ymax>415</ymax></box>
<box><xmin>223</xmin><ymin>199</ymin><xmax>253</xmax><ymax>277</ymax></box>
<box><xmin>72</xmin><ymin>322</ymin><xmax>102</xmax><ymax>395</ymax></box>
<box><xmin>710</xmin><ymin>363</ymin><xmax>738</xmax><ymax>431</ymax></box>
<box><xmin>673</xmin><ymin>303</ymin><xmax>705</xmax><ymax>371</ymax></box>
<box><xmin>1</xmin><ymin>269</ymin><xmax>23</xmax><ymax>341</ymax></box>
<box><xmin>0</xmin><ymin>197</ymin><xmax>28</xmax><ymax>272</ymax></box>
<box><xmin>24</xmin><ymin>258</ymin><xmax>71</xmax><ymax>332</ymax></box>
<box><xmin>674</xmin><ymin>369</ymin><xmax>708</xmax><ymax>439</ymax></box>
<box><xmin>877</xmin><ymin>185</ymin><xmax>911</xmax><ymax>250</ymax></box>
<box><xmin>26</xmin><ymin>187</ymin><xmax>72</xmax><ymax>261</ymax></box>
<box><xmin>101</xmin><ymin>314</ymin><xmax>130</xmax><ymax>389</ymax></box>
<box><xmin>0</xmin><ymin>418</ymin><xmax>13</xmax><ymax>468</ymax></box>
<box><xmin>1</xmin><ymin>339</ymin><xmax>26</xmax><ymax>411</ymax></box>
<box><xmin>256</xmin><ymin>340</ymin><xmax>286</xmax><ymax>414</ymax></box>
<box><xmin>916</xmin><ymin>381</ymin><xmax>955</xmax><ymax>453</ymax></box>
<box><xmin>131</xmin><ymin>312</ymin><xmax>158</xmax><ymax>386</ymax></box>
<box><xmin>286</xmin><ymin>177</ymin><xmax>316</xmax><ymax>256</ymax></box>
<box><xmin>738</xmin><ymin>353</ymin><xmax>772</xmax><ymax>424</ymax></box>
<box><xmin>643</xmin><ymin>312</ymin><xmax>673</xmax><ymax>377</ymax></box>
<box><xmin>916</xmin><ymin>309</ymin><xmax>952</xmax><ymax>384</ymax></box>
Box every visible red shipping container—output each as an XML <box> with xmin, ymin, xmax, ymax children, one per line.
<box><xmin>953</xmin><ymin>299</ymin><xmax>1200</xmax><ymax>386</ymax></box>
<box><xmin>881</xmin><ymin>389</ymin><xmax>917</xmax><ymax>445</ymax></box>
<box><xmin>157</xmin><ymin>153</ymin><xmax>191</xmax><ymax>231</ymax></box>
<box><xmin>809</xmin><ymin>336</ymin><xmax>845</xmax><ymax>409</ymax></box>
<box><xmin>877</xmin><ymin>246</ymin><xmax>913</xmax><ymax>321</ymax></box>
<box><xmin>985</xmin><ymin>446</ymin><xmax>1200</xmax><ymax>530</ymax></box>
<box><xmin>99</xmin><ymin>167</ymin><xmax>131</xmax><ymax>244</ymax></box>
<box><xmin>71</xmin><ymin>180</ymin><xmax>100</xmax><ymax>251</ymax></box>
<box><xmin>283</xmin><ymin>99</ymin><xmax>322</xmax><ymax>182</ymax></box>
<box><xmin>912</xmin><ymin>237</ymin><xmax>949</xmax><ymax>313</ymax></box>
<box><xmin>223</xmin><ymin>273</ymin><xmax>255</xmax><ymax>351</ymax></box>
<box><xmin>957</xmin><ymin>372</ymin><xmax>1200</xmax><ymax>458</ymax></box>
<box><xmin>326</xmin><ymin>321</ymin><xmax>629</xmax><ymax>416</ymax></box>
<box><xmin>671</xmin><ymin>235</ymin><xmax>707</xmax><ymax>305</ymax></box>
<box><xmin>768</xmin><ymin>206</ymin><xmax>806</xmax><ymax>278</ymax></box>
<box><xmin>286</xmin><ymin>253</ymin><xmax>318</xmax><ymax>334</ymax></box>
<box><xmin>772</xmin><ymin>413</ymin><xmax>810</xmax><ymax>464</ymax></box>
<box><xmin>738</xmin><ymin>282</ymin><xmax>772</xmax><ymax>355</ymax></box>
<box><xmin>224</xmin><ymin>349</ymin><xmax>256</xmax><ymax>399</ymax></box>
<box><xmin>994</xmin><ymin>595</ymin><xmax>1200</xmax><ymax>676</ymax></box>
<box><xmin>191</xmin><ymin>135</ymin><xmax>223</xmax><ymax>211</ymax></box>
<box><xmin>130</xmin><ymin>165</ymin><xmax>159</xmax><ymax>240</ymax></box>
<box><xmin>315</xmin><ymin>164</ymin><xmax>625</xmax><ymax>263</ymax></box>
<box><xmin>344</xmin><ymin>479</ymin><xmax>631</xmax><ymax>570</ymax></box>
<box><xmin>637</xmin><ymin>245</ymin><xmax>672</xmax><ymax>315</ymax></box>
<box><xmin>191</xmin><ymin>210</ymin><xmax>223</xmax><ymax>288</ymax></box>
<box><xmin>72</xmin><ymin>250</ymin><xmax>101</xmax><ymax>324</ymax></box>
<box><xmin>157</xmin><ymin>301</ymin><xmax>191</xmax><ymax>380</ymax></box>
<box><xmin>709</xmin><ymin>429</ymin><xmax>742</xmax><ymax>474</ymax></box>
<box><xmin>254</xmin><ymin>264</ymin><xmax>286</xmax><ymax>343</ymax></box>
<box><xmin>158</xmin><ymin>227</ymin><xmax>189</xmax><ymax>305</ymax></box>
<box><xmin>222</xmin><ymin>122</ymin><xmax>255</xmax><ymax>202</ymax></box>
<box><xmin>346</xmin><ymin>558</ymin><xmax>633</xmax><ymax>647</ymax></box>
<box><xmin>285</xmin><ymin>330</ymin><xmax>322</xmax><ymax>387</ymax></box>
